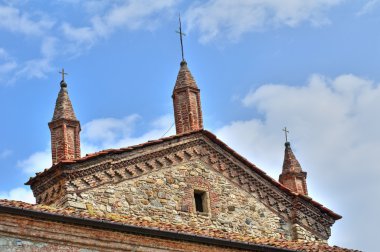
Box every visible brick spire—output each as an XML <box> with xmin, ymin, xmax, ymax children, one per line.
<box><xmin>48</xmin><ymin>78</ymin><xmax>81</xmax><ymax>165</ymax></box>
<box><xmin>172</xmin><ymin>61</ymin><xmax>203</xmax><ymax>134</ymax></box>
<box><xmin>279</xmin><ymin>142</ymin><xmax>308</xmax><ymax>195</ymax></box>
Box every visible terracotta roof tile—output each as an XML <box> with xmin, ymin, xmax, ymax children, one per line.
<box><xmin>282</xmin><ymin>142</ymin><xmax>303</xmax><ymax>173</ymax></box>
<box><xmin>52</xmin><ymin>82</ymin><xmax>77</xmax><ymax>121</ymax></box>
<box><xmin>0</xmin><ymin>199</ymin><xmax>358</xmax><ymax>252</ymax></box>
<box><xmin>174</xmin><ymin>61</ymin><xmax>199</xmax><ymax>90</ymax></box>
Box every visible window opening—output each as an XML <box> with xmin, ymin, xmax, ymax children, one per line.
<box><xmin>194</xmin><ymin>191</ymin><xmax>205</xmax><ymax>212</ymax></box>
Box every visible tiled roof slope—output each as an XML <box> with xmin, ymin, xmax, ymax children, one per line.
<box><xmin>25</xmin><ymin>130</ymin><xmax>341</xmax><ymax>221</ymax></box>
<box><xmin>279</xmin><ymin>142</ymin><xmax>308</xmax><ymax>195</ymax></box>
<box><xmin>0</xmin><ymin>199</ymin><xmax>359</xmax><ymax>252</ymax></box>
<box><xmin>52</xmin><ymin>80</ymin><xmax>77</xmax><ymax>121</ymax></box>
<box><xmin>282</xmin><ymin>142</ymin><xmax>303</xmax><ymax>173</ymax></box>
<box><xmin>174</xmin><ymin>61</ymin><xmax>199</xmax><ymax>90</ymax></box>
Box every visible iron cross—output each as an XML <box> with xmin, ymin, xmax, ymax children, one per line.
<box><xmin>176</xmin><ymin>14</ymin><xmax>186</xmax><ymax>61</ymax></box>
<box><xmin>59</xmin><ymin>68</ymin><xmax>68</xmax><ymax>82</ymax></box>
<box><xmin>283</xmin><ymin>127</ymin><xmax>289</xmax><ymax>142</ymax></box>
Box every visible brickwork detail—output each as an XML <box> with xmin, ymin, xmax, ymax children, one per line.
<box><xmin>181</xmin><ymin>175</ymin><xmax>219</xmax><ymax>215</ymax></box>
<box><xmin>29</xmin><ymin>133</ymin><xmax>335</xmax><ymax>241</ymax></box>
<box><xmin>49</xmin><ymin>80</ymin><xmax>81</xmax><ymax>165</ymax></box>
<box><xmin>293</xmin><ymin>198</ymin><xmax>334</xmax><ymax>239</ymax></box>
<box><xmin>279</xmin><ymin>142</ymin><xmax>308</xmax><ymax>195</ymax></box>
<box><xmin>172</xmin><ymin>61</ymin><xmax>203</xmax><ymax>134</ymax></box>
<box><xmin>0</xmin><ymin>213</ymin><xmax>247</xmax><ymax>252</ymax></box>
<box><xmin>66</xmin><ymin>161</ymin><xmax>292</xmax><ymax>240</ymax></box>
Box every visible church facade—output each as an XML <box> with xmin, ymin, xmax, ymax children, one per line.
<box><xmin>0</xmin><ymin>59</ymin><xmax>356</xmax><ymax>251</ymax></box>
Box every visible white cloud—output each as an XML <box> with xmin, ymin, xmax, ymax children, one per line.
<box><xmin>0</xmin><ymin>1</ymin><xmax>178</xmax><ymax>83</ymax></box>
<box><xmin>82</xmin><ymin>114</ymin><xmax>175</xmax><ymax>154</ymax></box>
<box><xmin>185</xmin><ymin>0</ymin><xmax>344</xmax><ymax>43</ymax></box>
<box><xmin>15</xmin><ymin>57</ymin><xmax>52</xmax><ymax>80</ymax></box>
<box><xmin>61</xmin><ymin>23</ymin><xmax>98</xmax><ymax>48</ymax></box>
<box><xmin>40</xmin><ymin>36</ymin><xmax>58</xmax><ymax>59</ymax></box>
<box><xmin>82</xmin><ymin>1</ymin><xmax>111</xmax><ymax>14</ymax></box>
<box><xmin>17</xmin><ymin>114</ymin><xmax>175</xmax><ymax>174</ymax></box>
<box><xmin>82</xmin><ymin>114</ymin><xmax>141</xmax><ymax>149</ymax></box>
<box><xmin>62</xmin><ymin>0</ymin><xmax>178</xmax><ymax>48</ymax></box>
<box><xmin>0</xmin><ymin>4</ymin><xmax>57</xmax><ymax>83</ymax></box>
<box><xmin>0</xmin><ymin>5</ymin><xmax>54</xmax><ymax>36</ymax></box>
<box><xmin>56</xmin><ymin>0</ymin><xmax>110</xmax><ymax>14</ymax></box>
<box><xmin>19</xmin><ymin>36</ymin><xmax>57</xmax><ymax>79</ymax></box>
<box><xmin>17</xmin><ymin>149</ymin><xmax>51</xmax><ymax>174</ymax></box>
<box><xmin>0</xmin><ymin>187</ymin><xmax>35</xmax><ymax>204</ymax></box>
<box><xmin>357</xmin><ymin>0</ymin><xmax>380</xmax><ymax>16</ymax></box>
<box><xmin>0</xmin><ymin>149</ymin><xmax>12</xmax><ymax>159</ymax></box>
<box><xmin>215</xmin><ymin>74</ymin><xmax>380</xmax><ymax>251</ymax></box>
<box><xmin>0</xmin><ymin>48</ymin><xmax>17</xmax><ymax>81</ymax></box>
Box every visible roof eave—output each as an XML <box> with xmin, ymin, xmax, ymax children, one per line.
<box><xmin>0</xmin><ymin>203</ymin><xmax>294</xmax><ymax>252</ymax></box>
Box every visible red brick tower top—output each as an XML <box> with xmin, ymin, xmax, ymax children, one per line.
<box><xmin>52</xmin><ymin>80</ymin><xmax>77</xmax><ymax>121</ymax></box>
<box><xmin>48</xmin><ymin>71</ymin><xmax>81</xmax><ymax>165</ymax></box>
<box><xmin>172</xmin><ymin>60</ymin><xmax>203</xmax><ymax>134</ymax></box>
<box><xmin>279</xmin><ymin>142</ymin><xmax>308</xmax><ymax>195</ymax></box>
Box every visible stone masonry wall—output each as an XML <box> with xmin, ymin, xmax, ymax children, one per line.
<box><xmin>293</xmin><ymin>224</ymin><xmax>326</xmax><ymax>242</ymax></box>
<box><xmin>0</xmin><ymin>235</ymin><xmax>93</xmax><ymax>252</ymax></box>
<box><xmin>65</xmin><ymin>160</ymin><xmax>294</xmax><ymax>240</ymax></box>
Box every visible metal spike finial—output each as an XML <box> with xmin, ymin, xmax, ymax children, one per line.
<box><xmin>58</xmin><ymin>68</ymin><xmax>68</xmax><ymax>87</ymax></box>
<box><xmin>176</xmin><ymin>13</ymin><xmax>186</xmax><ymax>62</ymax></box>
<box><xmin>283</xmin><ymin>127</ymin><xmax>290</xmax><ymax>143</ymax></box>
<box><xmin>59</xmin><ymin>68</ymin><xmax>68</xmax><ymax>81</ymax></box>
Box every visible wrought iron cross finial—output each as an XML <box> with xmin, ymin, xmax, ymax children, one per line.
<box><xmin>176</xmin><ymin>13</ymin><xmax>186</xmax><ymax>62</ymax></box>
<box><xmin>59</xmin><ymin>68</ymin><xmax>68</xmax><ymax>82</ymax></box>
<box><xmin>283</xmin><ymin>127</ymin><xmax>289</xmax><ymax>143</ymax></box>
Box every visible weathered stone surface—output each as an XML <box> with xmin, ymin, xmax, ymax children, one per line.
<box><xmin>28</xmin><ymin>131</ymin><xmax>336</xmax><ymax>241</ymax></box>
<box><xmin>68</xmin><ymin>201</ymin><xmax>86</xmax><ymax>209</ymax></box>
<box><xmin>64</xmin><ymin>160</ymin><xmax>293</xmax><ymax>240</ymax></box>
<box><xmin>294</xmin><ymin>224</ymin><xmax>323</xmax><ymax>242</ymax></box>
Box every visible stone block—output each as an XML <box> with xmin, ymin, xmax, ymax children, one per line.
<box><xmin>68</xmin><ymin>201</ymin><xmax>86</xmax><ymax>209</ymax></box>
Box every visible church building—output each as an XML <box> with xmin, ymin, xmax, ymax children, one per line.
<box><xmin>0</xmin><ymin>26</ymin><xmax>357</xmax><ymax>252</ymax></box>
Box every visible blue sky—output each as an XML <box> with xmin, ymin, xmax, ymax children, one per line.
<box><xmin>0</xmin><ymin>1</ymin><xmax>379</xmax><ymax>251</ymax></box>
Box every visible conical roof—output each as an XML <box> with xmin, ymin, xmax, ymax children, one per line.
<box><xmin>282</xmin><ymin>142</ymin><xmax>303</xmax><ymax>173</ymax></box>
<box><xmin>173</xmin><ymin>61</ymin><xmax>198</xmax><ymax>90</ymax></box>
<box><xmin>52</xmin><ymin>80</ymin><xmax>77</xmax><ymax>121</ymax></box>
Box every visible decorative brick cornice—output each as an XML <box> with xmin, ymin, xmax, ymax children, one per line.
<box><xmin>27</xmin><ymin>131</ymin><xmax>340</xmax><ymax>240</ymax></box>
<box><xmin>48</xmin><ymin>118</ymin><xmax>81</xmax><ymax>129</ymax></box>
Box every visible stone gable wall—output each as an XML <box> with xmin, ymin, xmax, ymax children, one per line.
<box><xmin>65</xmin><ymin>160</ymin><xmax>295</xmax><ymax>240</ymax></box>
<box><xmin>30</xmin><ymin>134</ymin><xmax>330</xmax><ymax>241</ymax></box>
